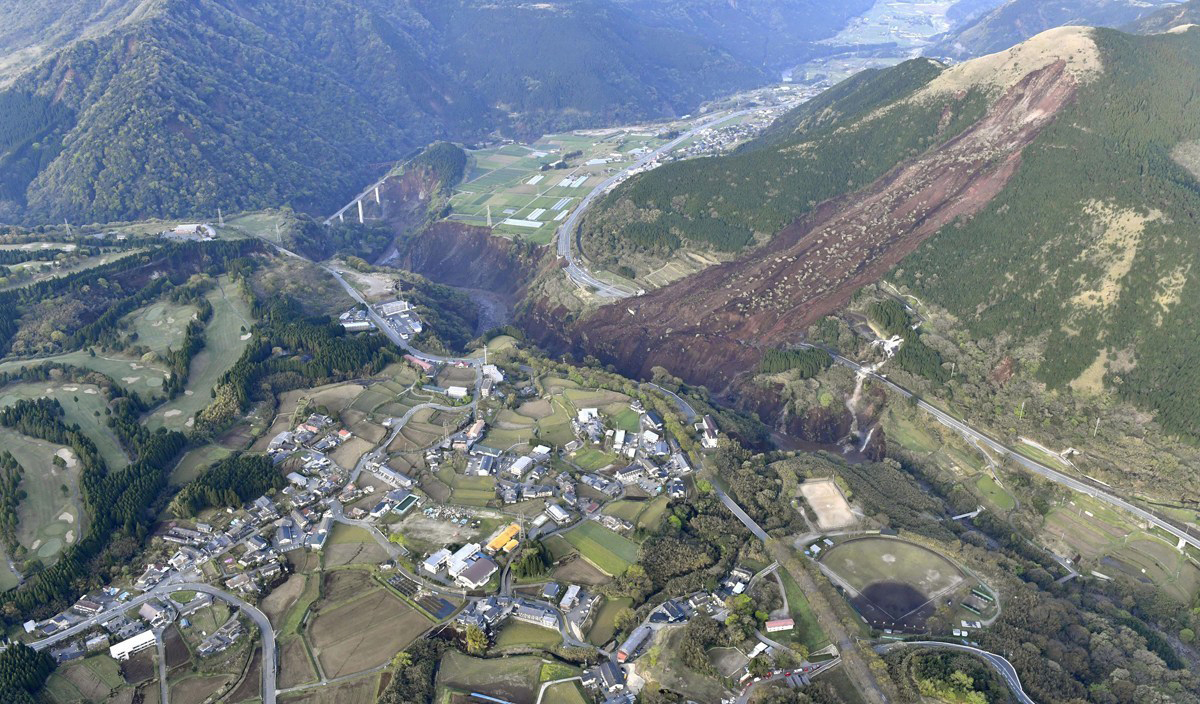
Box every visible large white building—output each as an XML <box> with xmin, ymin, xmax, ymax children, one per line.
<box><xmin>110</xmin><ymin>630</ymin><xmax>156</xmax><ymax>660</ymax></box>
<box><xmin>447</xmin><ymin>543</ymin><xmax>481</xmax><ymax>578</ymax></box>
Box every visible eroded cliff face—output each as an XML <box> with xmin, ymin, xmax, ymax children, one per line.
<box><xmin>571</xmin><ymin>59</ymin><xmax>1080</xmax><ymax>389</ymax></box>
<box><xmin>387</xmin><ymin>221</ymin><xmax>541</xmax><ymax>296</ymax></box>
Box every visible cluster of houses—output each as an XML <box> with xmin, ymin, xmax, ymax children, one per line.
<box><xmin>267</xmin><ymin>413</ymin><xmax>354</xmax><ymax>463</ymax></box>
<box><xmin>38</xmin><ymin>587</ymin><xmax>244</xmax><ymax>665</ymax></box>
<box><xmin>376</xmin><ymin>299</ymin><xmax>422</xmax><ymax>339</ymax></box>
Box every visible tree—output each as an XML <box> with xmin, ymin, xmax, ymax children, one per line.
<box><xmin>465</xmin><ymin>625</ymin><xmax>488</xmax><ymax>655</ymax></box>
<box><xmin>613</xmin><ymin>607</ymin><xmax>638</xmax><ymax>634</ymax></box>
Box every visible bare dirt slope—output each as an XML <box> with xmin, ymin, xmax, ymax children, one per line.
<box><xmin>576</xmin><ymin>59</ymin><xmax>1080</xmax><ymax>387</ymax></box>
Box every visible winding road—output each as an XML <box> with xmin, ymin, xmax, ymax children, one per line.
<box><xmin>555</xmin><ymin>110</ymin><xmax>752</xmax><ymax>298</ymax></box>
<box><xmin>802</xmin><ymin>344</ymin><xmax>1200</xmax><ymax>552</ymax></box>
<box><xmin>874</xmin><ymin>641</ymin><xmax>1035</xmax><ymax>704</ymax></box>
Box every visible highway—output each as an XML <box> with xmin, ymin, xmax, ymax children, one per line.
<box><xmin>555</xmin><ymin>110</ymin><xmax>753</xmax><ymax>298</ymax></box>
<box><xmin>874</xmin><ymin>641</ymin><xmax>1035</xmax><ymax>704</ymax></box>
<box><xmin>802</xmin><ymin>344</ymin><xmax>1200</xmax><ymax>552</ymax></box>
<box><xmin>32</xmin><ymin>581</ymin><xmax>277</xmax><ymax>704</ymax></box>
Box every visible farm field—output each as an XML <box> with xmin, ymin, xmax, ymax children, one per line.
<box><xmin>437</xmin><ymin>651</ymin><xmax>545</xmax><ymax>703</ymax></box>
<box><xmin>0</xmin><ymin>382</ymin><xmax>129</xmax><ymax>469</ymax></box>
<box><xmin>820</xmin><ymin>537</ymin><xmax>970</xmax><ymax>630</ymax></box>
<box><xmin>278</xmin><ymin>674</ymin><xmax>378</xmax><ymax>704</ymax></box>
<box><xmin>146</xmin><ymin>276</ymin><xmax>254</xmax><ymax>431</ymax></box>
<box><xmin>321</xmin><ymin>523</ymin><xmax>390</xmax><ymax>568</ymax></box>
<box><xmin>308</xmin><ymin>588</ymin><xmax>427</xmax><ymax>678</ymax></box>
<box><xmin>586</xmin><ymin>596</ymin><xmax>632</xmax><ymax>646</ymax></box>
<box><xmin>541</xmin><ymin>680</ymin><xmax>589</xmax><ymax>704</ymax></box>
<box><xmin>41</xmin><ymin>654</ymin><xmax>128</xmax><ymax>703</ymax></box>
<box><xmin>492</xmin><ymin>620</ymin><xmax>562</xmax><ymax>651</ymax></box>
<box><xmin>168</xmin><ymin>673</ymin><xmax>232</xmax><ymax>704</ymax></box>
<box><xmin>569</xmin><ymin>446</ymin><xmax>618</xmax><ymax>471</ymax></box>
<box><xmin>561</xmin><ymin>521</ymin><xmax>638</xmax><ymax>576</ymax></box>
<box><xmin>0</xmin><ymin>427</ymin><xmax>85</xmax><ymax>563</ymax></box>
<box><xmin>601</xmin><ymin>496</ymin><xmax>668</xmax><ymax>530</ymax></box>
<box><xmin>1043</xmin><ymin>494</ymin><xmax>1200</xmax><ymax>601</ymax></box>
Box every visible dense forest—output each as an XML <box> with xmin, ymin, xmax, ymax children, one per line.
<box><xmin>868</xmin><ymin>300</ymin><xmax>948</xmax><ymax>384</ymax></box>
<box><xmin>758</xmin><ymin>347</ymin><xmax>833</xmax><ymax>377</ymax></box>
<box><xmin>170</xmin><ymin>453</ymin><xmax>284</xmax><ymax>518</ymax></box>
<box><xmin>0</xmin><ymin>643</ymin><xmax>54</xmax><ymax>704</ymax></box>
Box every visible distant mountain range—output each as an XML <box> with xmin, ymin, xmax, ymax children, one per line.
<box><xmin>933</xmin><ymin>0</ymin><xmax>1179</xmax><ymax>57</ymax></box>
<box><xmin>0</xmin><ymin>0</ymin><xmax>872</xmax><ymax>225</ymax></box>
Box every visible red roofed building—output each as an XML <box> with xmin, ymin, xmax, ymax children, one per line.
<box><xmin>765</xmin><ymin>618</ymin><xmax>794</xmax><ymax>633</ymax></box>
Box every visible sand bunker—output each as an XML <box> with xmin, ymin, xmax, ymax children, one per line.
<box><xmin>164</xmin><ymin>410</ymin><xmax>183</xmax><ymax>418</ymax></box>
<box><xmin>240</xmin><ymin>333</ymin><xmax>252</xmax><ymax>340</ymax></box>
<box><xmin>57</xmin><ymin>511</ymin><xmax>74</xmax><ymax>524</ymax></box>
<box><xmin>55</xmin><ymin>448</ymin><xmax>79</xmax><ymax>469</ymax></box>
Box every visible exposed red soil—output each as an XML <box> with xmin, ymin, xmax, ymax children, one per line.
<box><xmin>574</xmin><ymin>61</ymin><xmax>1079</xmax><ymax>389</ymax></box>
<box><xmin>387</xmin><ymin>220</ymin><xmax>539</xmax><ymax>296</ymax></box>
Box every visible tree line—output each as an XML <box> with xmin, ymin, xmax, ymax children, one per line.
<box><xmin>0</xmin><ymin>451</ymin><xmax>24</xmax><ymax>554</ymax></box>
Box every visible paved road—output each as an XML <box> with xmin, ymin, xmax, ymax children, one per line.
<box><xmin>555</xmin><ymin>110</ymin><xmax>752</xmax><ymax>298</ymax></box>
<box><xmin>874</xmin><ymin>641</ymin><xmax>1035</xmax><ymax>704</ymax></box>
<box><xmin>641</xmin><ymin>382</ymin><xmax>698</xmax><ymax>423</ymax></box>
<box><xmin>154</xmin><ymin>629</ymin><xmax>169</xmax><ymax>704</ymax></box>
<box><xmin>32</xmin><ymin>582</ymin><xmax>277</xmax><ymax>704</ymax></box>
<box><xmin>714</xmin><ymin>484</ymin><xmax>769</xmax><ymax>541</ymax></box>
<box><xmin>802</xmin><ymin>344</ymin><xmax>1200</xmax><ymax>552</ymax></box>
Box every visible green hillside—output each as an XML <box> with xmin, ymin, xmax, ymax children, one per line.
<box><xmin>894</xmin><ymin>28</ymin><xmax>1200</xmax><ymax>437</ymax></box>
<box><xmin>577</xmin><ymin>57</ymin><xmax>986</xmax><ymax>262</ymax></box>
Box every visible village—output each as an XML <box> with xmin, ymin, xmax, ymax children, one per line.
<box><xmin>19</xmin><ymin>333</ymin><xmax>760</xmax><ymax>703</ymax></box>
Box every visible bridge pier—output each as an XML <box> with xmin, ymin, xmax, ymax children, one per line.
<box><xmin>374</xmin><ymin>186</ymin><xmax>380</xmax><ymax>204</ymax></box>
<box><xmin>357</xmin><ymin>199</ymin><xmax>364</xmax><ymax>224</ymax></box>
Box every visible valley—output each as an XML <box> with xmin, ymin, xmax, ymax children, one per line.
<box><xmin>2</xmin><ymin>4</ymin><xmax>1200</xmax><ymax>704</ymax></box>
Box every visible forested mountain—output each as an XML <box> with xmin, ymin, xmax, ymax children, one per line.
<box><xmin>932</xmin><ymin>0</ymin><xmax>1179</xmax><ymax>57</ymax></box>
<box><xmin>0</xmin><ymin>0</ymin><xmax>873</xmax><ymax>225</ymax></box>
<box><xmin>571</xmin><ymin>26</ymin><xmax>1200</xmax><ymax>441</ymax></box>
<box><xmin>1128</xmin><ymin>0</ymin><xmax>1200</xmax><ymax>33</ymax></box>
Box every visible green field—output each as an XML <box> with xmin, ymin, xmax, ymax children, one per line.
<box><xmin>820</xmin><ymin>537</ymin><xmax>966</xmax><ymax>596</ymax></box>
<box><xmin>0</xmin><ymin>382</ymin><xmax>128</xmax><ymax>470</ymax></box>
<box><xmin>561</xmin><ymin>521</ymin><xmax>638</xmax><ymax>576</ymax></box>
<box><xmin>125</xmin><ymin>298</ymin><xmax>198</xmax><ymax>353</ymax></box>
<box><xmin>0</xmin><ymin>427</ymin><xmax>85</xmax><ymax>563</ymax></box>
<box><xmin>437</xmin><ymin>651</ymin><xmax>545</xmax><ymax>703</ymax></box>
<box><xmin>974</xmin><ymin>474</ymin><xmax>1016</xmax><ymax>511</ymax></box>
<box><xmin>600</xmin><ymin>496</ymin><xmax>668</xmax><ymax>531</ymax></box>
<box><xmin>585</xmin><ymin>596</ymin><xmax>632</xmax><ymax>646</ymax></box>
<box><xmin>541</xmin><ymin>681</ymin><xmax>589</xmax><ymax>704</ymax></box>
<box><xmin>0</xmin><ymin>350</ymin><xmax>170</xmax><ymax>398</ymax></box>
<box><xmin>493</xmin><ymin>620</ymin><xmax>563</xmax><ymax>651</ymax></box>
<box><xmin>570</xmin><ymin>446</ymin><xmax>618</xmax><ymax>471</ymax></box>
<box><xmin>777</xmin><ymin>570</ymin><xmax>831</xmax><ymax>652</ymax></box>
<box><xmin>146</xmin><ymin>276</ymin><xmax>254</xmax><ymax>430</ymax></box>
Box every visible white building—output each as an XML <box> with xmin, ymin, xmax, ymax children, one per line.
<box><xmin>447</xmin><ymin>386</ymin><xmax>469</xmax><ymax>399</ymax></box>
<box><xmin>447</xmin><ymin>543</ymin><xmax>481</xmax><ymax>578</ymax></box>
<box><xmin>110</xmin><ymin>630</ymin><xmax>156</xmax><ymax>660</ymax></box>
<box><xmin>423</xmin><ymin>548</ymin><xmax>451</xmax><ymax>574</ymax></box>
